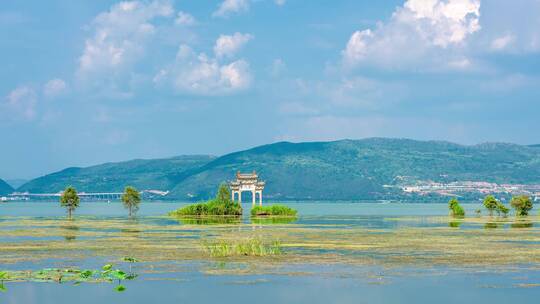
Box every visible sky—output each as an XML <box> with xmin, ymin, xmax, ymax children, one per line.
<box><xmin>1</xmin><ymin>0</ymin><xmax>540</xmax><ymax>180</ymax></box>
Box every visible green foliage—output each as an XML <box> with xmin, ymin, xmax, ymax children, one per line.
<box><xmin>203</xmin><ymin>238</ymin><xmax>282</xmax><ymax>257</ymax></box>
<box><xmin>251</xmin><ymin>205</ymin><xmax>298</xmax><ymax>217</ymax></box>
<box><xmin>168</xmin><ymin>183</ymin><xmax>242</xmax><ymax>217</ymax></box>
<box><xmin>496</xmin><ymin>202</ymin><xmax>510</xmax><ymax>216</ymax></box>
<box><xmin>0</xmin><ymin>263</ymin><xmax>137</xmax><ymax>292</ymax></box>
<box><xmin>510</xmin><ymin>195</ymin><xmax>533</xmax><ymax>216</ymax></box>
<box><xmin>121</xmin><ymin>186</ymin><xmax>141</xmax><ymax>217</ymax></box>
<box><xmin>448</xmin><ymin>198</ymin><xmax>465</xmax><ymax>217</ymax></box>
<box><xmin>483</xmin><ymin>195</ymin><xmax>499</xmax><ymax>216</ymax></box>
<box><xmin>60</xmin><ymin>186</ymin><xmax>80</xmax><ymax>219</ymax></box>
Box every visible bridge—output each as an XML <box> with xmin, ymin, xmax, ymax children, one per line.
<box><xmin>6</xmin><ymin>190</ymin><xmax>169</xmax><ymax>201</ymax></box>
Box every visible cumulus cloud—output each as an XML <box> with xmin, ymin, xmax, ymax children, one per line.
<box><xmin>213</xmin><ymin>0</ymin><xmax>250</xmax><ymax>18</ymax></box>
<box><xmin>43</xmin><ymin>78</ymin><xmax>67</xmax><ymax>98</ymax></box>
<box><xmin>175</xmin><ymin>11</ymin><xmax>196</xmax><ymax>26</ymax></box>
<box><xmin>78</xmin><ymin>1</ymin><xmax>173</xmax><ymax>76</ymax></box>
<box><xmin>3</xmin><ymin>86</ymin><xmax>37</xmax><ymax>120</ymax></box>
<box><xmin>214</xmin><ymin>32</ymin><xmax>253</xmax><ymax>58</ymax></box>
<box><xmin>154</xmin><ymin>44</ymin><xmax>252</xmax><ymax>95</ymax></box>
<box><xmin>342</xmin><ymin>0</ymin><xmax>481</xmax><ymax>69</ymax></box>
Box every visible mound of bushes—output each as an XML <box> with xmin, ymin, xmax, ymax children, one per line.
<box><xmin>251</xmin><ymin>205</ymin><xmax>297</xmax><ymax>217</ymax></box>
<box><xmin>169</xmin><ymin>184</ymin><xmax>242</xmax><ymax>217</ymax></box>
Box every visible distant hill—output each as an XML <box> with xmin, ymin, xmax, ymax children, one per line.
<box><xmin>18</xmin><ymin>155</ymin><xmax>216</xmax><ymax>193</ymax></box>
<box><xmin>5</xmin><ymin>179</ymin><xmax>28</xmax><ymax>189</ymax></box>
<box><xmin>0</xmin><ymin>179</ymin><xmax>14</xmax><ymax>195</ymax></box>
<box><xmin>18</xmin><ymin>138</ymin><xmax>540</xmax><ymax>200</ymax></box>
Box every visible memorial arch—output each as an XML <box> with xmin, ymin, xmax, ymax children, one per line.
<box><xmin>229</xmin><ymin>171</ymin><xmax>265</xmax><ymax>206</ymax></box>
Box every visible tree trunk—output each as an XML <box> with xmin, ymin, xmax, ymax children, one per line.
<box><xmin>129</xmin><ymin>205</ymin><xmax>132</xmax><ymax>218</ymax></box>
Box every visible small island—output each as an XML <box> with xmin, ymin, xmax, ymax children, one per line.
<box><xmin>168</xmin><ymin>183</ymin><xmax>242</xmax><ymax>217</ymax></box>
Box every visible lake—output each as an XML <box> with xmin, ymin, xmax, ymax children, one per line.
<box><xmin>1</xmin><ymin>201</ymin><xmax>539</xmax><ymax>304</ymax></box>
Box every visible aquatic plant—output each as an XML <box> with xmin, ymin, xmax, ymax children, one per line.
<box><xmin>203</xmin><ymin>238</ymin><xmax>282</xmax><ymax>257</ymax></box>
<box><xmin>511</xmin><ymin>195</ymin><xmax>533</xmax><ymax>216</ymax></box>
<box><xmin>0</xmin><ymin>264</ymin><xmax>136</xmax><ymax>292</ymax></box>
<box><xmin>121</xmin><ymin>186</ymin><xmax>141</xmax><ymax>218</ymax></box>
<box><xmin>60</xmin><ymin>186</ymin><xmax>80</xmax><ymax>219</ymax></box>
<box><xmin>251</xmin><ymin>205</ymin><xmax>297</xmax><ymax>217</ymax></box>
<box><xmin>483</xmin><ymin>195</ymin><xmax>500</xmax><ymax>216</ymax></box>
<box><xmin>448</xmin><ymin>198</ymin><xmax>465</xmax><ymax>217</ymax></box>
<box><xmin>169</xmin><ymin>184</ymin><xmax>242</xmax><ymax>217</ymax></box>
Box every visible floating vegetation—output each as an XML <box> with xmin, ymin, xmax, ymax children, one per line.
<box><xmin>251</xmin><ymin>205</ymin><xmax>297</xmax><ymax>217</ymax></box>
<box><xmin>251</xmin><ymin>216</ymin><xmax>297</xmax><ymax>225</ymax></box>
<box><xmin>175</xmin><ymin>216</ymin><xmax>242</xmax><ymax>225</ymax></box>
<box><xmin>203</xmin><ymin>238</ymin><xmax>282</xmax><ymax>257</ymax></box>
<box><xmin>0</xmin><ymin>263</ymin><xmax>137</xmax><ymax>293</ymax></box>
<box><xmin>0</xmin><ymin>215</ymin><xmax>539</xmax><ymax>276</ymax></box>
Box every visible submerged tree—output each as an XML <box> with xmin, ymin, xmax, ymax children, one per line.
<box><xmin>510</xmin><ymin>195</ymin><xmax>533</xmax><ymax>216</ymax></box>
<box><xmin>121</xmin><ymin>186</ymin><xmax>141</xmax><ymax>218</ymax></box>
<box><xmin>448</xmin><ymin>198</ymin><xmax>465</xmax><ymax>217</ymax></box>
<box><xmin>483</xmin><ymin>195</ymin><xmax>499</xmax><ymax>216</ymax></box>
<box><xmin>60</xmin><ymin>186</ymin><xmax>80</xmax><ymax>219</ymax></box>
<box><xmin>496</xmin><ymin>202</ymin><xmax>510</xmax><ymax>217</ymax></box>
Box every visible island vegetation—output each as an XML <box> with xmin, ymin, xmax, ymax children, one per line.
<box><xmin>168</xmin><ymin>184</ymin><xmax>242</xmax><ymax>217</ymax></box>
<box><xmin>251</xmin><ymin>205</ymin><xmax>297</xmax><ymax>217</ymax></box>
<box><xmin>511</xmin><ymin>195</ymin><xmax>533</xmax><ymax>216</ymax></box>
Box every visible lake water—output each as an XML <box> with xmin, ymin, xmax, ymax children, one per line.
<box><xmin>1</xmin><ymin>201</ymin><xmax>539</xmax><ymax>304</ymax></box>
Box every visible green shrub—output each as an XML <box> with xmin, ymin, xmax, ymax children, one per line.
<box><xmin>510</xmin><ymin>195</ymin><xmax>533</xmax><ymax>216</ymax></box>
<box><xmin>496</xmin><ymin>202</ymin><xmax>509</xmax><ymax>216</ymax></box>
<box><xmin>483</xmin><ymin>195</ymin><xmax>499</xmax><ymax>216</ymax></box>
<box><xmin>448</xmin><ymin>198</ymin><xmax>465</xmax><ymax>217</ymax></box>
<box><xmin>251</xmin><ymin>205</ymin><xmax>297</xmax><ymax>217</ymax></box>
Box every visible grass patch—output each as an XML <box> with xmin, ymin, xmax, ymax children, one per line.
<box><xmin>203</xmin><ymin>238</ymin><xmax>282</xmax><ymax>257</ymax></box>
<box><xmin>251</xmin><ymin>205</ymin><xmax>297</xmax><ymax>217</ymax></box>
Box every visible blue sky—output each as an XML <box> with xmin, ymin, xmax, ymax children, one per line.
<box><xmin>1</xmin><ymin>0</ymin><xmax>540</xmax><ymax>179</ymax></box>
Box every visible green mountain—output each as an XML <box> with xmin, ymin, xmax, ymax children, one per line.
<box><xmin>0</xmin><ymin>179</ymin><xmax>14</xmax><ymax>195</ymax></box>
<box><xmin>17</xmin><ymin>138</ymin><xmax>540</xmax><ymax>200</ymax></box>
<box><xmin>18</xmin><ymin>155</ymin><xmax>216</xmax><ymax>194</ymax></box>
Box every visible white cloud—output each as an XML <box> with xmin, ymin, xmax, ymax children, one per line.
<box><xmin>275</xmin><ymin>0</ymin><xmax>286</xmax><ymax>6</ymax></box>
<box><xmin>3</xmin><ymin>86</ymin><xmax>37</xmax><ymax>120</ymax></box>
<box><xmin>154</xmin><ymin>44</ymin><xmax>252</xmax><ymax>95</ymax></box>
<box><xmin>213</xmin><ymin>0</ymin><xmax>250</xmax><ymax>18</ymax></box>
<box><xmin>43</xmin><ymin>78</ymin><xmax>67</xmax><ymax>98</ymax></box>
<box><xmin>489</xmin><ymin>33</ymin><xmax>515</xmax><ymax>51</ymax></box>
<box><xmin>78</xmin><ymin>1</ymin><xmax>173</xmax><ymax>76</ymax></box>
<box><xmin>214</xmin><ymin>32</ymin><xmax>253</xmax><ymax>58</ymax></box>
<box><xmin>175</xmin><ymin>11</ymin><xmax>196</xmax><ymax>26</ymax></box>
<box><xmin>342</xmin><ymin>0</ymin><xmax>481</xmax><ymax>69</ymax></box>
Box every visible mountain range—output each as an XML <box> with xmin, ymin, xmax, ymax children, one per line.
<box><xmin>10</xmin><ymin>138</ymin><xmax>540</xmax><ymax>201</ymax></box>
<box><xmin>0</xmin><ymin>179</ymin><xmax>14</xmax><ymax>196</ymax></box>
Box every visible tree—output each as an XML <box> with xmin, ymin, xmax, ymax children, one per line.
<box><xmin>60</xmin><ymin>186</ymin><xmax>80</xmax><ymax>219</ymax></box>
<box><xmin>448</xmin><ymin>198</ymin><xmax>465</xmax><ymax>217</ymax></box>
<box><xmin>496</xmin><ymin>202</ymin><xmax>509</xmax><ymax>217</ymax></box>
<box><xmin>510</xmin><ymin>195</ymin><xmax>533</xmax><ymax>216</ymax></box>
<box><xmin>121</xmin><ymin>186</ymin><xmax>141</xmax><ymax>218</ymax></box>
<box><xmin>216</xmin><ymin>183</ymin><xmax>231</xmax><ymax>204</ymax></box>
<box><xmin>483</xmin><ymin>195</ymin><xmax>499</xmax><ymax>216</ymax></box>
